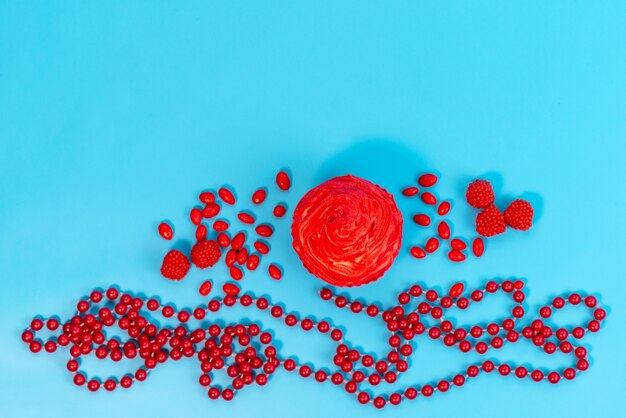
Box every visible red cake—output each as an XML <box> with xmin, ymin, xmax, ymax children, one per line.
<box><xmin>291</xmin><ymin>175</ymin><xmax>403</xmax><ymax>287</ymax></box>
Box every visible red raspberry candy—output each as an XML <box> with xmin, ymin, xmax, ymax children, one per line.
<box><xmin>504</xmin><ymin>199</ymin><xmax>534</xmax><ymax>231</ymax></box>
<box><xmin>190</xmin><ymin>240</ymin><xmax>222</xmax><ymax>269</ymax></box>
<box><xmin>466</xmin><ymin>179</ymin><xmax>495</xmax><ymax>209</ymax></box>
<box><xmin>475</xmin><ymin>205</ymin><xmax>506</xmax><ymax>237</ymax></box>
<box><xmin>160</xmin><ymin>250</ymin><xmax>191</xmax><ymax>280</ymax></box>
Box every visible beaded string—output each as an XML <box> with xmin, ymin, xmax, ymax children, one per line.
<box><xmin>21</xmin><ymin>279</ymin><xmax>606</xmax><ymax>409</ymax></box>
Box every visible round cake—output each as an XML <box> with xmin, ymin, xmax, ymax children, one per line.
<box><xmin>291</xmin><ymin>175</ymin><xmax>403</xmax><ymax>287</ymax></box>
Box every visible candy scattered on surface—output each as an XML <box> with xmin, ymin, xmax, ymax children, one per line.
<box><xmin>273</xmin><ymin>204</ymin><xmax>287</xmax><ymax>218</ymax></box>
<box><xmin>466</xmin><ymin>179</ymin><xmax>495</xmax><ymax>209</ymax></box>
<box><xmin>199</xmin><ymin>280</ymin><xmax>213</xmax><ymax>296</ymax></box>
<box><xmin>412</xmin><ymin>214</ymin><xmax>431</xmax><ymax>226</ymax></box>
<box><xmin>276</xmin><ymin>171</ymin><xmax>291</xmax><ymax>191</ymax></box>
<box><xmin>437</xmin><ymin>221</ymin><xmax>450</xmax><ymax>240</ymax></box>
<box><xmin>158</xmin><ymin>222</ymin><xmax>173</xmax><ymax>240</ymax></box>
<box><xmin>291</xmin><ymin>175</ymin><xmax>402</xmax><ymax>287</ymax></box>
<box><xmin>218</xmin><ymin>187</ymin><xmax>236</xmax><ymax>205</ymax></box>
<box><xmin>251</xmin><ymin>189</ymin><xmax>267</xmax><ymax>205</ymax></box>
<box><xmin>504</xmin><ymin>199</ymin><xmax>534</xmax><ymax>231</ymax></box>
<box><xmin>472</xmin><ymin>237</ymin><xmax>485</xmax><ymax>257</ymax></box>
<box><xmin>190</xmin><ymin>240</ymin><xmax>222</xmax><ymax>269</ymax></box>
<box><xmin>418</xmin><ymin>173</ymin><xmax>438</xmax><ymax>188</ymax></box>
<box><xmin>437</xmin><ymin>201</ymin><xmax>450</xmax><ymax>216</ymax></box>
<box><xmin>402</xmin><ymin>186</ymin><xmax>419</xmax><ymax>197</ymax></box>
<box><xmin>160</xmin><ymin>250</ymin><xmax>191</xmax><ymax>280</ymax></box>
<box><xmin>476</xmin><ymin>205</ymin><xmax>507</xmax><ymax>237</ymax></box>
<box><xmin>420</xmin><ymin>191</ymin><xmax>437</xmax><ymax>205</ymax></box>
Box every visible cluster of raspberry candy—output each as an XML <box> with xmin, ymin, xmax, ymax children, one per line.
<box><xmin>404</xmin><ymin>174</ymin><xmax>485</xmax><ymax>262</ymax></box>
<box><xmin>21</xmin><ymin>278</ymin><xmax>605</xmax><ymax>409</ymax></box>
<box><xmin>158</xmin><ymin>171</ymin><xmax>292</xmax><ymax>294</ymax></box>
<box><xmin>466</xmin><ymin>179</ymin><xmax>534</xmax><ymax>237</ymax></box>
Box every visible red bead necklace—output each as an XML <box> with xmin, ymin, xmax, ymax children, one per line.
<box><xmin>21</xmin><ymin>279</ymin><xmax>606</xmax><ymax>408</ymax></box>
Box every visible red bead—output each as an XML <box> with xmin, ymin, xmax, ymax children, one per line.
<box><xmin>548</xmin><ymin>372</ymin><xmax>560</xmax><ymax>384</ymax></box>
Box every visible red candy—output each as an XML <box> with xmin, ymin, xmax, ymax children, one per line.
<box><xmin>190</xmin><ymin>240</ymin><xmax>221</xmax><ymax>269</ymax></box>
<box><xmin>231</xmin><ymin>233</ymin><xmax>246</xmax><ymax>251</ymax></box>
<box><xmin>418</xmin><ymin>173</ymin><xmax>438</xmax><ymax>188</ymax></box>
<box><xmin>412</xmin><ymin>214</ymin><xmax>430</xmax><ymax>226</ymax></box>
<box><xmin>218</xmin><ymin>188</ymin><xmax>236</xmax><ymax>205</ymax></box>
<box><xmin>450</xmin><ymin>238</ymin><xmax>466</xmax><ymax>250</ymax></box>
<box><xmin>254</xmin><ymin>241</ymin><xmax>270</xmax><ymax>255</ymax></box>
<box><xmin>190</xmin><ymin>208</ymin><xmax>202</xmax><ymax>225</ymax></box>
<box><xmin>449</xmin><ymin>283</ymin><xmax>464</xmax><ymax>298</ymax></box>
<box><xmin>199</xmin><ymin>191</ymin><xmax>215</xmax><ymax>204</ymax></box>
<box><xmin>410</xmin><ymin>246</ymin><xmax>426</xmax><ymax>259</ymax></box>
<box><xmin>223</xmin><ymin>283</ymin><xmax>241</xmax><ymax>295</ymax></box>
<box><xmin>160</xmin><ymin>250</ymin><xmax>190</xmax><ymax>280</ymax></box>
<box><xmin>476</xmin><ymin>206</ymin><xmax>506</xmax><ymax>237</ymax></box>
<box><xmin>448</xmin><ymin>250</ymin><xmax>466</xmax><ymax>262</ymax></box>
<box><xmin>158</xmin><ymin>222</ymin><xmax>173</xmax><ymax>240</ymax></box>
<box><xmin>230</xmin><ymin>266</ymin><xmax>243</xmax><ymax>280</ymax></box>
<box><xmin>466</xmin><ymin>180</ymin><xmax>495</xmax><ymax>209</ymax></box>
<box><xmin>402</xmin><ymin>186</ymin><xmax>419</xmax><ymax>197</ymax></box>
<box><xmin>195</xmin><ymin>224</ymin><xmax>208</xmax><ymax>241</ymax></box>
<box><xmin>437</xmin><ymin>201</ymin><xmax>450</xmax><ymax>216</ymax></box>
<box><xmin>217</xmin><ymin>232</ymin><xmax>230</xmax><ymax>248</ymax></box>
<box><xmin>246</xmin><ymin>254</ymin><xmax>260</xmax><ymax>270</ymax></box>
<box><xmin>268</xmin><ymin>264</ymin><xmax>282</xmax><ymax>280</ymax></box>
<box><xmin>199</xmin><ymin>280</ymin><xmax>212</xmax><ymax>296</ymax></box>
<box><xmin>273</xmin><ymin>205</ymin><xmax>287</xmax><ymax>218</ymax></box>
<box><xmin>252</xmin><ymin>189</ymin><xmax>267</xmax><ymax>205</ymax></box>
<box><xmin>420</xmin><ymin>192</ymin><xmax>437</xmax><ymax>205</ymax></box>
<box><xmin>472</xmin><ymin>238</ymin><xmax>484</xmax><ymax>257</ymax></box>
<box><xmin>213</xmin><ymin>220</ymin><xmax>229</xmax><ymax>231</ymax></box>
<box><xmin>504</xmin><ymin>199</ymin><xmax>534</xmax><ymax>231</ymax></box>
<box><xmin>202</xmin><ymin>203</ymin><xmax>220</xmax><ymax>219</ymax></box>
<box><xmin>238</xmin><ymin>212</ymin><xmax>256</xmax><ymax>225</ymax></box>
<box><xmin>437</xmin><ymin>221</ymin><xmax>450</xmax><ymax>240</ymax></box>
<box><xmin>276</xmin><ymin>171</ymin><xmax>291</xmax><ymax>191</ymax></box>
<box><xmin>255</xmin><ymin>224</ymin><xmax>274</xmax><ymax>238</ymax></box>
<box><xmin>425</xmin><ymin>237</ymin><xmax>439</xmax><ymax>253</ymax></box>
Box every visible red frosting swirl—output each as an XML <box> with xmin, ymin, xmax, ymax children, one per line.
<box><xmin>291</xmin><ymin>175</ymin><xmax>403</xmax><ymax>287</ymax></box>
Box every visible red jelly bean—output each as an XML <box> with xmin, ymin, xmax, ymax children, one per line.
<box><xmin>449</xmin><ymin>283</ymin><xmax>464</xmax><ymax>298</ymax></box>
<box><xmin>421</xmin><ymin>192</ymin><xmax>437</xmax><ymax>205</ymax></box>
<box><xmin>472</xmin><ymin>238</ymin><xmax>484</xmax><ymax>257</ymax></box>
<box><xmin>217</xmin><ymin>232</ymin><xmax>230</xmax><ymax>248</ymax></box>
<box><xmin>418</xmin><ymin>173</ymin><xmax>438</xmax><ymax>188</ymax></box>
<box><xmin>190</xmin><ymin>208</ymin><xmax>202</xmax><ymax>225</ymax></box>
<box><xmin>246</xmin><ymin>254</ymin><xmax>260</xmax><ymax>270</ymax></box>
<box><xmin>213</xmin><ymin>220</ymin><xmax>229</xmax><ymax>231</ymax></box>
<box><xmin>425</xmin><ymin>237</ymin><xmax>439</xmax><ymax>253</ymax></box>
<box><xmin>236</xmin><ymin>248</ymin><xmax>248</xmax><ymax>265</ymax></box>
<box><xmin>402</xmin><ymin>187</ymin><xmax>419</xmax><ymax>197</ymax></box>
<box><xmin>238</xmin><ymin>212</ymin><xmax>256</xmax><ymax>224</ymax></box>
<box><xmin>413</xmin><ymin>214</ymin><xmax>431</xmax><ymax>226</ymax></box>
<box><xmin>437</xmin><ymin>201</ymin><xmax>451</xmax><ymax>216</ymax></box>
<box><xmin>254</xmin><ymin>241</ymin><xmax>270</xmax><ymax>255</ymax></box>
<box><xmin>199</xmin><ymin>191</ymin><xmax>215</xmax><ymax>204</ymax></box>
<box><xmin>268</xmin><ymin>264</ymin><xmax>282</xmax><ymax>280</ymax></box>
<box><xmin>231</xmin><ymin>233</ymin><xmax>246</xmax><ymax>251</ymax></box>
<box><xmin>448</xmin><ymin>250</ymin><xmax>466</xmax><ymax>262</ymax></box>
<box><xmin>437</xmin><ymin>221</ymin><xmax>450</xmax><ymax>240</ymax></box>
<box><xmin>199</xmin><ymin>280</ymin><xmax>212</xmax><ymax>296</ymax></box>
<box><xmin>255</xmin><ymin>224</ymin><xmax>274</xmax><ymax>238</ymax></box>
<box><xmin>202</xmin><ymin>203</ymin><xmax>220</xmax><ymax>219</ymax></box>
<box><xmin>218</xmin><ymin>187</ymin><xmax>236</xmax><ymax>205</ymax></box>
<box><xmin>273</xmin><ymin>204</ymin><xmax>287</xmax><ymax>218</ymax></box>
<box><xmin>225</xmin><ymin>249</ymin><xmax>237</xmax><ymax>267</ymax></box>
<box><xmin>252</xmin><ymin>189</ymin><xmax>267</xmax><ymax>205</ymax></box>
<box><xmin>196</xmin><ymin>224</ymin><xmax>208</xmax><ymax>241</ymax></box>
<box><xmin>230</xmin><ymin>266</ymin><xmax>243</xmax><ymax>280</ymax></box>
<box><xmin>276</xmin><ymin>171</ymin><xmax>291</xmax><ymax>191</ymax></box>
<box><xmin>450</xmin><ymin>238</ymin><xmax>467</xmax><ymax>250</ymax></box>
<box><xmin>410</xmin><ymin>246</ymin><xmax>426</xmax><ymax>259</ymax></box>
<box><xmin>158</xmin><ymin>222</ymin><xmax>173</xmax><ymax>240</ymax></box>
<box><xmin>223</xmin><ymin>283</ymin><xmax>241</xmax><ymax>295</ymax></box>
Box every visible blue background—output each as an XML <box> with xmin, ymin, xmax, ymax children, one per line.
<box><xmin>1</xmin><ymin>2</ymin><xmax>625</xmax><ymax>417</ymax></box>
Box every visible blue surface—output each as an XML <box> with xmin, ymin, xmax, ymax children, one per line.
<box><xmin>1</xmin><ymin>2</ymin><xmax>625</xmax><ymax>417</ymax></box>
